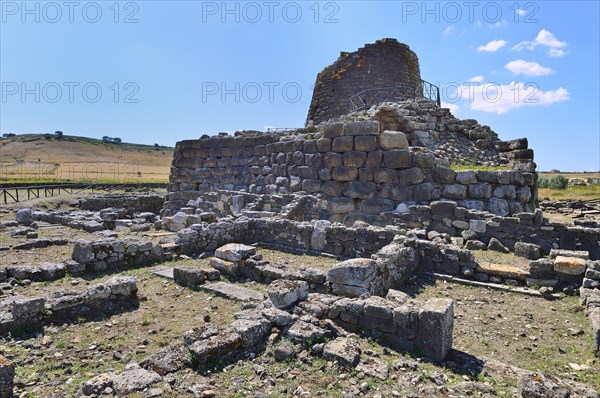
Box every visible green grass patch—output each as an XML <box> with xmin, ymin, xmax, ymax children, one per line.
<box><xmin>450</xmin><ymin>163</ymin><xmax>510</xmax><ymax>171</ymax></box>
<box><xmin>539</xmin><ymin>184</ymin><xmax>600</xmax><ymax>200</ymax></box>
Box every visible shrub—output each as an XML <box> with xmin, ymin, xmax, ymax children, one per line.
<box><xmin>537</xmin><ymin>175</ymin><xmax>568</xmax><ymax>190</ymax></box>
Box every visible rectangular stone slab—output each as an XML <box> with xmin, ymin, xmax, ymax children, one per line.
<box><xmin>200</xmin><ymin>282</ymin><xmax>264</xmax><ymax>302</ymax></box>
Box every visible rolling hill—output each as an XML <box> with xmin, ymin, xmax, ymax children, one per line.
<box><xmin>0</xmin><ymin>134</ymin><xmax>174</xmax><ymax>182</ymax></box>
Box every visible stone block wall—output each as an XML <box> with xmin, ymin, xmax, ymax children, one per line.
<box><xmin>71</xmin><ymin>239</ymin><xmax>171</xmax><ymax>273</ymax></box>
<box><xmin>0</xmin><ymin>276</ymin><xmax>138</xmax><ymax>336</ymax></box>
<box><xmin>165</xmin><ymin>119</ymin><xmax>536</xmax><ymax>223</ymax></box>
<box><xmin>300</xmin><ymin>293</ymin><xmax>454</xmax><ymax>361</ymax></box>
<box><xmin>79</xmin><ymin>194</ymin><xmax>164</xmax><ymax>214</ymax></box>
<box><xmin>174</xmin><ymin>217</ymin><xmax>399</xmax><ymax>259</ymax></box>
<box><xmin>306</xmin><ymin>38</ymin><xmax>422</xmax><ymax>125</ymax></box>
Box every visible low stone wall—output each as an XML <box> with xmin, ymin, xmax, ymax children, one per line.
<box><xmin>396</xmin><ymin>201</ymin><xmax>600</xmax><ymax>260</ymax></box>
<box><xmin>174</xmin><ymin>216</ymin><xmax>398</xmax><ymax>259</ymax></box>
<box><xmin>79</xmin><ymin>194</ymin><xmax>164</xmax><ymax>214</ymax></box>
<box><xmin>164</xmin><ymin>118</ymin><xmax>536</xmax><ymax>222</ymax></box>
<box><xmin>0</xmin><ymin>355</ymin><xmax>14</xmax><ymax>398</ymax></box>
<box><xmin>0</xmin><ymin>276</ymin><xmax>137</xmax><ymax>336</ymax></box>
<box><xmin>71</xmin><ymin>239</ymin><xmax>171</xmax><ymax>273</ymax></box>
<box><xmin>300</xmin><ymin>294</ymin><xmax>454</xmax><ymax>362</ymax></box>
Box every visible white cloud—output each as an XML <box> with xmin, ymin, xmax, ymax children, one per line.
<box><xmin>455</xmin><ymin>82</ymin><xmax>569</xmax><ymax>114</ymax></box>
<box><xmin>535</xmin><ymin>29</ymin><xmax>567</xmax><ymax>48</ymax></box>
<box><xmin>548</xmin><ymin>48</ymin><xmax>568</xmax><ymax>57</ymax></box>
<box><xmin>442</xmin><ymin>26</ymin><xmax>455</xmax><ymax>36</ymax></box>
<box><xmin>469</xmin><ymin>75</ymin><xmax>485</xmax><ymax>83</ymax></box>
<box><xmin>505</xmin><ymin>60</ymin><xmax>554</xmax><ymax>76</ymax></box>
<box><xmin>477</xmin><ymin>39</ymin><xmax>507</xmax><ymax>52</ymax></box>
<box><xmin>512</xmin><ymin>29</ymin><xmax>568</xmax><ymax>56</ymax></box>
<box><xmin>441</xmin><ymin>102</ymin><xmax>459</xmax><ymax>114</ymax></box>
<box><xmin>489</xmin><ymin>20</ymin><xmax>508</xmax><ymax>28</ymax></box>
<box><xmin>516</xmin><ymin>9</ymin><xmax>527</xmax><ymax>15</ymax></box>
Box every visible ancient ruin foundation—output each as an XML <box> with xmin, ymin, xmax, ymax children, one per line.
<box><xmin>1</xmin><ymin>39</ymin><xmax>599</xmax><ymax>397</ymax></box>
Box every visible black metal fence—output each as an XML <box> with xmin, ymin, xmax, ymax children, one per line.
<box><xmin>349</xmin><ymin>79</ymin><xmax>441</xmax><ymax>112</ymax></box>
<box><xmin>0</xmin><ymin>182</ymin><xmax>168</xmax><ymax>204</ymax></box>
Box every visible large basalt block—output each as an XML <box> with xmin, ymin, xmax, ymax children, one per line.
<box><xmin>417</xmin><ymin>298</ymin><xmax>453</xmax><ymax>362</ymax></box>
<box><xmin>332</xmin><ymin>136</ymin><xmax>354</xmax><ymax>152</ymax></box>
<box><xmin>398</xmin><ymin>167</ymin><xmax>425</xmax><ymax>185</ymax></box>
<box><xmin>343</xmin><ymin>181</ymin><xmax>377</xmax><ymax>199</ymax></box>
<box><xmin>345</xmin><ymin>121</ymin><xmax>379</xmax><ymax>136</ymax></box>
<box><xmin>332</xmin><ymin>167</ymin><xmax>359</xmax><ymax>182</ymax></box>
<box><xmin>383</xmin><ymin>150</ymin><xmax>411</xmax><ymax>169</ymax></box>
<box><xmin>379</xmin><ymin>131</ymin><xmax>409</xmax><ymax>150</ymax></box>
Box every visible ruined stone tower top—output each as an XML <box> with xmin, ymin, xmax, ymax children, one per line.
<box><xmin>306</xmin><ymin>38</ymin><xmax>422</xmax><ymax>126</ymax></box>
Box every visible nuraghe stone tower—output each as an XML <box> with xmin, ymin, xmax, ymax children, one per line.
<box><xmin>306</xmin><ymin>38</ymin><xmax>423</xmax><ymax>126</ymax></box>
<box><xmin>163</xmin><ymin>39</ymin><xmax>538</xmax><ymax>225</ymax></box>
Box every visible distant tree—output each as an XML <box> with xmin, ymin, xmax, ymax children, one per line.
<box><xmin>44</xmin><ymin>133</ymin><xmax>52</xmax><ymax>140</ymax></box>
<box><xmin>113</xmin><ymin>137</ymin><xmax>122</xmax><ymax>144</ymax></box>
<box><xmin>54</xmin><ymin>131</ymin><xmax>64</xmax><ymax>139</ymax></box>
<box><xmin>2</xmin><ymin>133</ymin><xmax>16</xmax><ymax>138</ymax></box>
<box><xmin>154</xmin><ymin>143</ymin><xmax>159</xmax><ymax>147</ymax></box>
<box><xmin>102</xmin><ymin>136</ymin><xmax>111</xmax><ymax>142</ymax></box>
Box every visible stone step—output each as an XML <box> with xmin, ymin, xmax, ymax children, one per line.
<box><xmin>200</xmin><ymin>282</ymin><xmax>265</xmax><ymax>302</ymax></box>
<box><xmin>153</xmin><ymin>267</ymin><xmax>174</xmax><ymax>280</ymax></box>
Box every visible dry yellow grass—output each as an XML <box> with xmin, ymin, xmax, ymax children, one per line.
<box><xmin>0</xmin><ymin>134</ymin><xmax>174</xmax><ymax>182</ymax></box>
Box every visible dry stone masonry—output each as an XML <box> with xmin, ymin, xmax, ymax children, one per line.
<box><xmin>306</xmin><ymin>38</ymin><xmax>422</xmax><ymax>125</ymax></box>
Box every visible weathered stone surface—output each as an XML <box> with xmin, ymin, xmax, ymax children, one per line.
<box><xmin>398</xmin><ymin>167</ymin><xmax>425</xmax><ymax>185</ymax></box>
<box><xmin>140</xmin><ymin>344</ymin><xmax>191</xmax><ymax>375</ymax></box>
<box><xmin>332</xmin><ymin>166</ymin><xmax>358</xmax><ymax>182</ymax></box>
<box><xmin>379</xmin><ymin>131</ymin><xmax>408</xmax><ymax>150</ymax></box>
<box><xmin>268</xmin><ymin>279</ymin><xmax>309</xmax><ymax>309</ymax></box>
<box><xmin>111</xmin><ymin>366</ymin><xmax>161</xmax><ymax>395</ymax></box>
<box><xmin>332</xmin><ymin>136</ymin><xmax>353</xmax><ymax>152</ymax></box>
<box><xmin>417</xmin><ymin>298</ymin><xmax>453</xmax><ymax>362</ymax></box>
<box><xmin>209</xmin><ymin>257</ymin><xmax>239</xmax><ymax>276</ymax></box>
<box><xmin>554</xmin><ymin>256</ymin><xmax>587</xmax><ymax>275</ymax></box>
<box><xmin>327</xmin><ymin>197</ymin><xmax>355</xmax><ymax>214</ymax></box>
<box><xmin>487</xmin><ymin>237</ymin><xmax>509</xmax><ymax>253</ymax></box>
<box><xmin>214</xmin><ymin>243</ymin><xmax>256</xmax><ymax>262</ymax></box>
<box><xmin>386</xmin><ymin>289</ymin><xmax>410</xmax><ymax>305</ymax></box>
<box><xmin>442</xmin><ymin>184</ymin><xmax>467</xmax><ymax>200</ymax></box>
<box><xmin>230</xmin><ymin>318</ymin><xmax>272</xmax><ymax>348</ymax></box>
<box><xmin>72</xmin><ymin>239</ymin><xmax>94</xmax><ymax>263</ymax></box>
<box><xmin>455</xmin><ymin>170</ymin><xmax>477</xmax><ymax>184</ymax></box>
<box><xmin>0</xmin><ymin>355</ymin><xmax>15</xmax><ymax>398</ymax></box>
<box><xmin>16</xmin><ymin>208</ymin><xmax>34</xmax><ymax>225</ymax></box>
<box><xmin>383</xmin><ymin>150</ymin><xmax>411</xmax><ymax>168</ymax></box>
<box><xmin>327</xmin><ymin>258</ymin><xmax>377</xmax><ymax>288</ymax></box>
<box><xmin>200</xmin><ymin>282</ymin><xmax>264</xmax><ymax>302</ymax></box>
<box><xmin>82</xmin><ymin>374</ymin><xmax>113</xmax><ymax>396</ymax></box>
<box><xmin>285</xmin><ymin>319</ymin><xmax>331</xmax><ymax>345</ymax></box>
<box><xmin>174</xmin><ymin>267</ymin><xmax>206</xmax><ymax>289</ymax></box>
<box><xmin>343</xmin><ymin>151</ymin><xmax>367</xmax><ymax>168</ymax></box>
<box><xmin>486</xmin><ymin>197</ymin><xmax>510</xmax><ymax>216</ymax></box>
<box><xmin>514</xmin><ymin>242</ymin><xmax>542</xmax><ymax>260</ymax></box>
<box><xmin>354</xmin><ymin>135</ymin><xmax>377</xmax><ymax>151</ymax></box>
<box><xmin>468</xmin><ymin>183</ymin><xmax>492</xmax><ymax>199</ymax></box>
<box><xmin>345</xmin><ymin>121</ymin><xmax>379</xmax><ymax>136</ymax></box>
<box><xmin>469</xmin><ymin>219</ymin><xmax>486</xmax><ymax>234</ymax></box>
<box><xmin>310</xmin><ymin>220</ymin><xmax>330</xmax><ymax>251</ymax></box>
<box><xmin>323</xmin><ymin>337</ymin><xmax>361</xmax><ymax>367</ymax></box>
<box><xmin>343</xmin><ymin>181</ymin><xmax>376</xmax><ymax>199</ymax></box>
<box><xmin>476</xmin><ymin>262</ymin><xmax>528</xmax><ymax>280</ymax></box>
<box><xmin>274</xmin><ymin>341</ymin><xmax>296</xmax><ymax>361</ymax></box>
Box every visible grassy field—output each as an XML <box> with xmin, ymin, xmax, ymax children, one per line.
<box><xmin>538</xmin><ymin>185</ymin><xmax>600</xmax><ymax>200</ymax></box>
<box><xmin>0</xmin><ymin>134</ymin><xmax>174</xmax><ymax>183</ymax></box>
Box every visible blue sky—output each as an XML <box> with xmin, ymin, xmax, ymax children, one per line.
<box><xmin>1</xmin><ymin>0</ymin><xmax>599</xmax><ymax>171</ymax></box>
